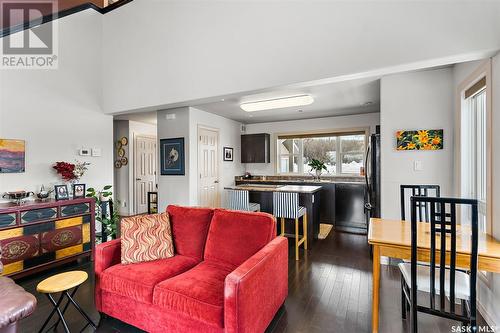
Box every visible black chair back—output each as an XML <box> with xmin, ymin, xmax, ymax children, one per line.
<box><xmin>401</xmin><ymin>185</ymin><xmax>440</xmax><ymax>222</ymax></box>
<box><xmin>409</xmin><ymin>196</ymin><xmax>478</xmax><ymax>332</ymax></box>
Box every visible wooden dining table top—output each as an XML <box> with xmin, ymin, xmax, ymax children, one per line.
<box><xmin>368</xmin><ymin>218</ymin><xmax>500</xmax><ymax>260</ymax></box>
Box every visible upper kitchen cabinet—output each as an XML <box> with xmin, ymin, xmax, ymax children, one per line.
<box><xmin>241</xmin><ymin>133</ymin><xmax>270</xmax><ymax>163</ymax></box>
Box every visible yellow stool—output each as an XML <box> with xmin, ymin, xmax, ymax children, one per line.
<box><xmin>37</xmin><ymin>271</ymin><xmax>96</xmax><ymax>333</ymax></box>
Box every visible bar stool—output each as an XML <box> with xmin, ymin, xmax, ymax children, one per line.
<box><xmin>227</xmin><ymin>189</ymin><xmax>260</xmax><ymax>212</ymax></box>
<box><xmin>273</xmin><ymin>192</ymin><xmax>307</xmax><ymax>260</ymax></box>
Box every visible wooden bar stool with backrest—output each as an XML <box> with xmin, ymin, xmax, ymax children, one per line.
<box><xmin>227</xmin><ymin>189</ymin><xmax>260</xmax><ymax>212</ymax></box>
<box><xmin>273</xmin><ymin>191</ymin><xmax>307</xmax><ymax>261</ymax></box>
<box><xmin>399</xmin><ymin>196</ymin><xmax>479</xmax><ymax>333</ymax></box>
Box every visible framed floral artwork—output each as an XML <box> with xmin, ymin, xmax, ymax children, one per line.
<box><xmin>396</xmin><ymin>129</ymin><xmax>443</xmax><ymax>151</ymax></box>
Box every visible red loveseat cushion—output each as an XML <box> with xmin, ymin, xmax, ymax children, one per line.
<box><xmin>100</xmin><ymin>255</ymin><xmax>198</xmax><ymax>304</ymax></box>
<box><xmin>153</xmin><ymin>261</ymin><xmax>234</xmax><ymax>328</ymax></box>
<box><xmin>167</xmin><ymin>205</ymin><xmax>214</xmax><ymax>260</ymax></box>
<box><xmin>204</xmin><ymin>209</ymin><xmax>276</xmax><ymax>267</ymax></box>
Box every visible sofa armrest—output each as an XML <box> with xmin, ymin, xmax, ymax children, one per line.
<box><xmin>224</xmin><ymin>236</ymin><xmax>288</xmax><ymax>333</ymax></box>
<box><xmin>94</xmin><ymin>238</ymin><xmax>121</xmax><ymax>311</ymax></box>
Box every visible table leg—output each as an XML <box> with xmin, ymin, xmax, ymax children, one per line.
<box><xmin>372</xmin><ymin>245</ymin><xmax>380</xmax><ymax>333</ymax></box>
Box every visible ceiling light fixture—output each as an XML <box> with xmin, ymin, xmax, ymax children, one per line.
<box><xmin>240</xmin><ymin>94</ymin><xmax>314</xmax><ymax>112</ymax></box>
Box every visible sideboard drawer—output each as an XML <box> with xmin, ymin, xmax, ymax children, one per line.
<box><xmin>0</xmin><ymin>213</ymin><xmax>16</xmax><ymax>228</ymax></box>
<box><xmin>61</xmin><ymin>203</ymin><xmax>90</xmax><ymax>217</ymax></box>
<box><xmin>21</xmin><ymin>208</ymin><xmax>57</xmax><ymax>224</ymax></box>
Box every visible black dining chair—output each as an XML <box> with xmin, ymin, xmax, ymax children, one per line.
<box><xmin>400</xmin><ymin>184</ymin><xmax>441</xmax><ymax>222</ymax></box>
<box><xmin>399</xmin><ymin>196</ymin><xmax>479</xmax><ymax>333</ymax></box>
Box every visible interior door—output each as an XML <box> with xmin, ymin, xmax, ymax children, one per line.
<box><xmin>135</xmin><ymin>135</ymin><xmax>157</xmax><ymax>214</ymax></box>
<box><xmin>198</xmin><ymin>127</ymin><xmax>220</xmax><ymax>208</ymax></box>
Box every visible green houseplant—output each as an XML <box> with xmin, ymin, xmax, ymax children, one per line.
<box><xmin>86</xmin><ymin>185</ymin><xmax>120</xmax><ymax>242</ymax></box>
<box><xmin>308</xmin><ymin>159</ymin><xmax>327</xmax><ymax>180</ymax></box>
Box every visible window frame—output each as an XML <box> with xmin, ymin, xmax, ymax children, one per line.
<box><xmin>275</xmin><ymin>128</ymin><xmax>370</xmax><ymax>177</ymax></box>
<box><xmin>456</xmin><ymin>59</ymin><xmax>492</xmax><ymax>285</ymax></box>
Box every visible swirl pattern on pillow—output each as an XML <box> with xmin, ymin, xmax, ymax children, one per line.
<box><xmin>121</xmin><ymin>213</ymin><xmax>174</xmax><ymax>264</ymax></box>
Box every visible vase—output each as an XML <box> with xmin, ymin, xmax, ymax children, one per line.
<box><xmin>315</xmin><ymin>169</ymin><xmax>322</xmax><ymax>180</ymax></box>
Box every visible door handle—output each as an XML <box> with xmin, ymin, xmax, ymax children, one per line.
<box><xmin>136</xmin><ymin>178</ymin><xmax>141</xmax><ymax>181</ymax></box>
<box><xmin>214</xmin><ymin>180</ymin><xmax>219</xmax><ymax>184</ymax></box>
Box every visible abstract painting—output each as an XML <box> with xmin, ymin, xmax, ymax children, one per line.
<box><xmin>0</xmin><ymin>139</ymin><xmax>25</xmax><ymax>173</ymax></box>
<box><xmin>160</xmin><ymin>137</ymin><xmax>185</xmax><ymax>175</ymax></box>
<box><xmin>396</xmin><ymin>129</ymin><xmax>443</xmax><ymax>151</ymax></box>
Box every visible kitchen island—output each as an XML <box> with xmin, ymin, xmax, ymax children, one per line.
<box><xmin>225</xmin><ymin>184</ymin><xmax>321</xmax><ymax>247</ymax></box>
<box><xmin>235</xmin><ymin>177</ymin><xmax>367</xmax><ymax>234</ymax></box>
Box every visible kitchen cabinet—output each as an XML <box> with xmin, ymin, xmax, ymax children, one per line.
<box><xmin>241</xmin><ymin>133</ymin><xmax>270</xmax><ymax>163</ymax></box>
<box><xmin>335</xmin><ymin>183</ymin><xmax>367</xmax><ymax>233</ymax></box>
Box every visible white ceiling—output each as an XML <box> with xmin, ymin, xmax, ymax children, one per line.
<box><xmin>193</xmin><ymin>77</ymin><xmax>380</xmax><ymax>124</ymax></box>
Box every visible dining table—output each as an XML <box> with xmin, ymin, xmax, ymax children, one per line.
<box><xmin>368</xmin><ymin>218</ymin><xmax>500</xmax><ymax>333</ymax></box>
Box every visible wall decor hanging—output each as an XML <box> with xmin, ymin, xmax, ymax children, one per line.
<box><xmin>223</xmin><ymin>147</ymin><xmax>234</xmax><ymax>161</ymax></box>
<box><xmin>0</xmin><ymin>139</ymin><xmax>25</xmax><ymax>173</ymax></box>
<box><xmin>160</xmin><ymin>137</ymin><xmax>185</xmax><ymax>175</ymax></box>
<box><xmin>115</xmin><ymin>137</ymin><xmax>128</xmax><ymax>168</ymax></box>
<box><xmin>396</xmin><ymin>129</ymin><xmax>443</xmax><ymax>151</ymax></box>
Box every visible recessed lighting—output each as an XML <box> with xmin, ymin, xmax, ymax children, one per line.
<box><xmin>363</xmin><ymin>101</ymin><xmax>373</xmax><ymax>106</ymax></box>
<box><xmin>240</xmin><ymin>94</ymin><xmax>314</xmax><ymax>112</ymax></box>
<box><xmin>221</xmin><ymin>98</ymin><xmax>225</xmax><ymax>102</ymax></box>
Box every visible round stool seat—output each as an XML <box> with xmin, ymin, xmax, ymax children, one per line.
<box><xmin>37</xmin><ymin>271</ymin><xmax>88</xmax><ymax>294</ymax></box>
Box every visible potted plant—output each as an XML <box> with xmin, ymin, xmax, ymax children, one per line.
<box><xmin>86</xmin><ymin>185</ymin><xmax>120</xmax><ymax>242</ymax></box>
<box><xmin>308</xmin><ymin>159</ymin><xmax>327</xmax><ymax>180</ymax></box>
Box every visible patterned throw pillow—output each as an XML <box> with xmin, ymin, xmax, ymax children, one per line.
<box><xmin>121</xmin><ymin>213</ymin><xmax>174</xmax><ymax>264</ymax></box>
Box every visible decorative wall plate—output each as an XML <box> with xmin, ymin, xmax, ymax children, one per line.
<box><xmin>118</xmin><ymin>148</ymin><xmax>125</xmax><ymax>157</ymax></box>
<box><xmin>115</xmin><ymin>141</ymin><xmax>122</xmax><ymax>149</ymax></box>
<box><xmin>115</xmin><ymin>160</ymin><xmax>122</xmax><ymax>168</ymax></box>
<box><xmin>121</xmin><ymin>157</ymin><xmax>128</xmax><ymax>166</ymax></box>
<box><xmin>120</xmin><ymin>137</ymin><xmax>128</xmax><ymax>146</ymax></box>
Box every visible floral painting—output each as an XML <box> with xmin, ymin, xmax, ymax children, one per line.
<box><xmin>0</xmin><ymin>139</ymin><xmax>25</xmax><ymax>173</ymax></box>
<box><xmin>396</xmin><ymin>129</ymin><xmax>443</xmax><ymax>151</ymax></box>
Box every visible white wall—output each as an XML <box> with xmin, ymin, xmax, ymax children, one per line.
<box><xmin>157</xmin><ymin>108</ymin><xmax>191</xmax><ymax>211</ymax></box>
<box><xmin>244</xmin><ymin>113</ymin><xmax>380</xmax><ymax>175</ymax></box>
<box><xmin>102</xmin><ymin>0</ymin><xmax>500</xmax><ymax>114</ymax></box>
<box><xmin>380</xmin><ymin>68</ymin><xmax>454</xmax><ymax>220</ymax></box>
<box><xmin>156</xmin><ymin>107</ymin><xmax>243</xmax><ymax>211</ymax></box>
<box><xmin>487</xmin><ymin>51</ymin><xmax>500</xmax><ymax>328</ymax></box>
<box><xmin>113</xmin><ymin>120</ymin><xmax>156</xmax><ymax>215</ymax></box>
<box><xmin>0</xmin><ymin>11</ymin><xmax>113</xmax><ymax>209</ymax></box>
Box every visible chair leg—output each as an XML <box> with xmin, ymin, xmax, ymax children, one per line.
<box><xmin>303</xmin><ymin>213</ymin><xmax>308</xmax><ymax>250</ymax></box>
<box><xmin>281</xmin><ymin>218</ymin><xmax>285</xmax><ymax>236</ymax></box>
<box><xmin>400</xmin><ymin>275</ymin><xmax>406</xmax><ymax>319</ymax></box>
<box><xmin>295</xmin><ymin>218</ymin><xmax>299</xmax><ymax>261</ymax></box>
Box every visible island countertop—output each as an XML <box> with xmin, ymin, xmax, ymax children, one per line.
<box><xmin>225</xmin><ymin>184</ymin><xmax>322</xmax><ymax>194</ymax></box>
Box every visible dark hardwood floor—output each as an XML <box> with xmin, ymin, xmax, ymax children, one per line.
<box><xmin>16</xmin><ymin>231</ymin><xmax>485</xmax><ymax>332</ymax></box>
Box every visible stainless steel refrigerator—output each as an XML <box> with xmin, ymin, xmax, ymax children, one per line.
<box><xmin>364</xmin><ymin>133</ymin><xmax>381</xmax><ymax>231</ymax></box>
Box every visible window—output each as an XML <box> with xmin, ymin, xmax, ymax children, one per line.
<box><xmin>277</xmin><ymin>131</ymin><xmax>366</xmax><ymax>175</ymax></box>
<box><xmin>461</xmin><ymin>78</ymin><xmax>488</xmax><ymax>232</ymax></box>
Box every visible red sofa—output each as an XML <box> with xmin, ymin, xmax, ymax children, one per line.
<box><xmin>95</xmin><ymin>205</ymin><xmax>288</xmax><ymax>333</ymax></box>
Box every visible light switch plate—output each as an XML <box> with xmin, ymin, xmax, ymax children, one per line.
<box><xmin>414</xmin><ymin>160</ymin><xmax>423</xmax><ymax>171</ymax></box>
<box><xmin>92</xmin><ymin>148</ymin><xmax>102</xmax><ymax>157</ymax></box>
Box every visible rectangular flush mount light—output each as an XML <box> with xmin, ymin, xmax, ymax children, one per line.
<box><xmin>240</xmin><ymin>94</ymin><xmax>314</xmax><ymax>112</ymax></box>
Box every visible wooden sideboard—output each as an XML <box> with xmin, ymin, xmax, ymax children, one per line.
<box><xmin>0</xmin><ymin>198</ymin><xmax>95</xmax><ymax>279</ymax></box>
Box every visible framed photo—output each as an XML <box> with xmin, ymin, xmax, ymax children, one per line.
<box><xmin>160</xmin><ymin>137</ymin><xmax>185</xmax><ymax>175</ymax></box>
<box><xmin>223</xmin><ymin>147</ymin><xmax>234</xmax><ymax>161</ymax></box>
<box><xmin>73</xmin><ymin>183</ymin><xmax>86</xmax><ymax>199</ymax></box>
<box><xmin>54</xmin><ymin>185</ymin><xmax>69</xmax><ymax>201</ymax></box>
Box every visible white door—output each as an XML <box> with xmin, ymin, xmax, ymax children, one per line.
<box><xmin>198</xmin><ymin>127</ymin><xmax>220</xmax><ymax>207</ymax></box>
<box><xmin>135</xmin><ymin>135</ymin><xmax>157</xmax><ymax>214</ymax></box>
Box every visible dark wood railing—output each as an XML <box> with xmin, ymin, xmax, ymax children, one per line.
<box><xmin>0</xmin><ymin>0</ymin><xmax>132</xmax><ymax>38</ymax></box>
